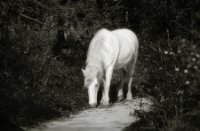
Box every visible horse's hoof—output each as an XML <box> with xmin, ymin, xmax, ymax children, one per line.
<box><xmin>100</xmin><ymin>100</ymin><xmax>109</xmax><ymax>106</ymax></box>
<box><xmin>126</xmin><ymin>97</ymin><xmax>133</xmax><ymax>101</ymax></box>
<box><xmin>126</xmin><ymin>93</ymin><xmax>133</xmax><ymax>101</ymax></box>
<box><xmin>89</xmin><ymin>103</ymin><xmax>97</xmax><ymax>108</ymax></box>
<box><xmin>126</xmin><ymin>96</ymin><xmax>133</xmax><ymax>101</ymax></box>
<box><xmin>118</xmin><ymin>96</ymin><xmax>124</xmax><ymax>101</ymax></box>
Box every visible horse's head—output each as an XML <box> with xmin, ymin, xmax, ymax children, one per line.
<box><xmin>82</xmin><ymin>68</ymin><xmax>101</xmax><ymax>107</ymax></box>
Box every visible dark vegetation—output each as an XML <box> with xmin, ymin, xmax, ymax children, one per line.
<box><xmin>0</xmin><ymin>0</ymin><xmax>199</xmax><ymax>130</ymax></box>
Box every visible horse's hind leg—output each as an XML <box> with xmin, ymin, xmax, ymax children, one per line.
<box><xmin>127</xmin><ymin>77</ymin><xmax>133</xmax><ymax>100</ymax></box>
<box><xmin>117</xmin><ymin>69</ymin><xmax>126</xmax><ymax>101</ymax></box>
<box><xmin>126</xmin><ymin>61</ymin><xmax>136</xmax><ymax>100</ymax></box>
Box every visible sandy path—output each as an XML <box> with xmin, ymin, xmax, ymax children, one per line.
<box><xmin>26</xmin><ymin>97</ymin><xmax>153</xmax><ymax>131</ymax></box>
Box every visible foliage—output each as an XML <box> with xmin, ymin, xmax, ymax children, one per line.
<box><xmin>0</xmin><ymin>0</ymin><xmax>88</xmax><ymax>127</ymax></box>
<box><xmin>125</xmin><ymin>1</ymin><xmax>200</xmax><ymax>130</ymax></box>
<box><xmin>0</xmin><ymin>0</ymin><xmax>200</xmax><ymax>130</ymax></box>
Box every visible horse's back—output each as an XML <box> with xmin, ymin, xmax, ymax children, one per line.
<box><xmin>87</xmin><ymin>28</ymin><xmax>138</xmax><ymax>70</ymax></box>
<box><xmin>86</xmin><ymin>28</ymin><xmax>114</xmax><ymax>66</ymax></box>
<box><xmin>112</xmin><ymin>29</ymin><xmax>138</xmax><ymax>51</ymax></box>
<box><xmin>112</xmin><ymin>29</ymin><xmax>138</xmax><ymax>69</ymax></box>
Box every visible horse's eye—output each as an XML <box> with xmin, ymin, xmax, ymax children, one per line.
<box><xmin>95</xmin><ymin>84</ymin><xmax>98</xmax><ymax>87</ymax></box>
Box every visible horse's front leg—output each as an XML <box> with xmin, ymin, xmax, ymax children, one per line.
<box><xmin>101</xmin><ymin>66</ymin><xmax>113</xmax><ymax>106</ymax></box>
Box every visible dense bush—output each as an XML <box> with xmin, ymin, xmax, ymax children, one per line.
<box><xmin>123</xmin><ymin>1</ymin><xmax>200</xmax><ymax>130</ymax></box>
<box><xmin>0</xmin><ymin>13</ymin><xmax>87</xmax><ymax>125</ymax></box>
<box><xmin>0</xmin><ymin>0</ymin><xmax>88</xmax><ymax>127</ymax></box>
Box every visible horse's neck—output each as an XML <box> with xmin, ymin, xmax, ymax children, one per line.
<box><xmin>87</xmin><ymin>62</ymin><xmax>103</xmax><ymax>73</ymax></box>
<box><xmin>87</xmin><ymin>54</ymin><xmax>102</xmax><ymax>68</ymax></box>
<box><xmin>86</xmin><ymin>61</ymin><xmax>104</xmax><ymax>80</ymax></box>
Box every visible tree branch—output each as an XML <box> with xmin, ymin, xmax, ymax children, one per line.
<box><xmin>19</xmin><ymin>14</ymin><xmax>44</xmax><ymax>25</ymax></box>
<box><xmin>173</xmin><ymin>21</ymin><xmax>200</xmax><ymax>38</ymax></box>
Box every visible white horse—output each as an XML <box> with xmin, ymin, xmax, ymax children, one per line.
<box><xmin>82</xmin><ymin>28</ymin><xmax>139</xmax><ymax>107</ymax></box>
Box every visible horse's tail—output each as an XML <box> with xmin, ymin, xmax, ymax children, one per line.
<box><xmin>134</xmin><ymin>35</ymin><xmax>139</xmax><ymax>65</ymax></box>
<box><xmin>131</xmin><ymin>31</ymin><xmax>139</xmax><ymax>75</ymax></box>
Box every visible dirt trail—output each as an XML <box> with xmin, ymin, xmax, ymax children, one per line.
<box><xmin>26</xmin><ymin>98</ymin><xmax>153</xmax><ymax>131</ymax></box>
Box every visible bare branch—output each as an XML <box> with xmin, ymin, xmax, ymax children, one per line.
<box><xmin>173</xmin><ymin>21</ymin><xmax>200</xmax><ymax>38</ymax></box>
<box><xmin>19</xmin><ymin>14</ymin><xmax>44</xmax><ymax>25</ymax></box>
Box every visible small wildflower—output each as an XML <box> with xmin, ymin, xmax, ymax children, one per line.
<box><xmin>175</xmin><ymin>67</ymin><xmax>180</xmax><ymax>72</ymax></box>
<box><xmin>185</xmin><ymin>81</ymin><xmax>190</xmax><ymax>85</ymax></box>
<box><xmin>192</xmin><ymin>58</ymin><xmax>196</xmax><ymax>62</ymax></box>
<box><xmin>24</xmin><ymin>51</ymin><xmax>28</xmax><ymax>54</ymax></box>
<box><xmin>194</xmin><ymin>65</ymin><xmax>198</xmax><ymax>69</ymax></box>
<box><xmin>177</xmin><ymin>90</ymin><xmax>184</xmax><ymax>95</ymax></box>
<box><xmin>159</xmin><ymin>67</ymin><xmax>162</xmax><ymax>70</ymax></box>
<box><xmin>181</xmin><ymin>39</ymin><xmax>186</xmax><ymax>44</ymax></box>
<box><xmin>184</xmin><ymin>69</ymin><xmax>188</xmax><ymax>74</ymax></box>
<box><xmin>169</xmin><ymin>51</ymin><xmax>174</xmax><ymax>55</ymax></box>
<box><xmin>196</xmin><ymin>54</ymin><xmax>200</xmax><ymax>58</ymax></box>
<box><xmin>177</xmin><ymin>50</ymin><xmax>181</xmax><ymax>54</ymax></box>
<box><xmin>192</xmin><ymin>45</ymin><xmax>196</xmax><ymax>49</ymax></box>
<box><xmin>164</xmin><ymin>51</ymin><xmax>168</xmax><ymax>54</ymax></box>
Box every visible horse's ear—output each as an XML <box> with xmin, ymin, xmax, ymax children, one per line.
<box><xmin>82</xmin><ymin>68</ymin><xmax>86</xmax><ymax>76</ymax></box>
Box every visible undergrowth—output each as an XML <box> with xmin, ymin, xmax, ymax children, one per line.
<box><xmin>0</xmin><ymin>0</ymin><xmax>200</xmax><ymax>131</ymax></box>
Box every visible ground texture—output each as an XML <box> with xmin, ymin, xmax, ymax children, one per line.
<box><xmin>26</xmin><ymin>97</ymin><xmax>153</xmax><ymax>131</ymax></box>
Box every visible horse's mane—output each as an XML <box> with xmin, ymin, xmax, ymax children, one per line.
<box><xmin>84</xmin><ymin>29</ymin><xmax>109</xmax><ymax>84</ymax></box>
<box><xmin>86</xmin><ymin>28</ymin><xmax>109</xmax><ymax>65</ymax></box>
